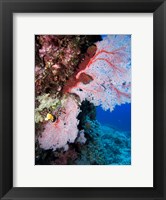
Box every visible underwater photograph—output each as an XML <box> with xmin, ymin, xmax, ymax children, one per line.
<box><xmin>35</xmin><ymin>35</ymin><xmax>131</xmax><ymax>165</ymax></box>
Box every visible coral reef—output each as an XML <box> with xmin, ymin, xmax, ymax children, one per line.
<box><xmin>35</xmin><ymin>35</ymin><xmax>101</xmax><ymax>95</ymax></box>
<box><xmin>35</xmin><ymin>35</ymin><xmax>131</xmax><ymax>165</ymax></box>
<box><xmin>75</xmin><ymin>117</ymin><xmax>131</xmax><ymax>165</ymax></box>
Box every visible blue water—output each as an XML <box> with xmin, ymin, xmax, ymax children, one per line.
<box><xmin>101</xmin><ymin>34</ymin><xmax>107</xmax><ymax>39</ymax></box>
<box><xmin>96</xmin><ymin>103</ymin><xmax>131</xmax><ymax>132</ymax></box>
<box><xmin>101</xmin><ymin>34</ymin><xmax>131</xmax><ymax>40</ymax></box>
<box><xmin>92</xmin><ymin>35</ymin><xmax>131</xmax><ymax>165</ymax></box>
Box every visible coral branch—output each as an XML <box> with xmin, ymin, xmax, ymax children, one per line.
<box><xmin>64</xmin><ymin>35</ymin><xmax>131</xmax><ymax>111</ymax></box>
<box><xmin>92</xmin><ymin>58</ymin><xmax>126</xmax><ymax>73</ymax></box>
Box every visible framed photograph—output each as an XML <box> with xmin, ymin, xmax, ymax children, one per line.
<box><xmin>0</xmin><ymin>0</ymin><xmax>166</xmax><ymax>199</ymax></box>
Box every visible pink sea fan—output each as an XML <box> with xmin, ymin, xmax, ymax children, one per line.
<box><xmin>38</xmin><ymin>96</ymin><xmax>80</xmax><ymax>150</ymax></box>
<box><xmin>69</xmin><ymin>35</ymin><xmax>131</xmax><ymax>111</ymax></box>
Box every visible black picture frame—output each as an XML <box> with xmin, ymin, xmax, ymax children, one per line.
<box><xmin>0</xmin><ymin>0</ymin><xmax>166</xmax><ymax>199</ymax></box>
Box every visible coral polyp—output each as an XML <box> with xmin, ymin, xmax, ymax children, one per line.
<box><xmin>35</xmin><ymin>35</ymin><xmax>131</xmax><ymax>165</ymax></box>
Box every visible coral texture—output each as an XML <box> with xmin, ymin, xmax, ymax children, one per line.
<box><xmin>35</xmin><ymin>35</ymin><xmax>131</xmax><ymax>164</ymax></box>
<box><xmin>35</xmin><ymin>35</ymin><xmax>101</xmax><ymax>95</ymax></box>
<box><xmin>77</xmin><ymin>130</ymin><xmax>87</xmax><ymax>144</ymax></box>
<box><xmin>65</xmin><ymin>35</ymin><xmax>131</xmax><ymax>111</ymax></box>
<box><xmin>38</xmin><ymin>96</ymin><xmax>80</xmax><ymax>150</ymax></box>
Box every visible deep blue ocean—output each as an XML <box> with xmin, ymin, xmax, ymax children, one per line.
<box><xmin>96</xmin><ymin>35</ymin><xmax>131</xmax><ymax>133</ymax></box>
<box><xmin>96</xmin><ymin>103</ymin><xmax>131</xmax><ymax>132</ymax></box>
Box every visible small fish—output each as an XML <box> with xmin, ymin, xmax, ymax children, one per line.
<box><xmin>45</xmin><ymin>113</ymin><xmax>55</xmax><ymax>122</ymax></box>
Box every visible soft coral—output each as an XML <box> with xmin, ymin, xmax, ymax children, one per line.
<box><xmin>64</xmin><ymin>35</ymin><xmax>131</xmax><ymax>111</ymax></box>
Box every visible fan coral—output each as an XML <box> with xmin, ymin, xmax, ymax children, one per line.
<box><xmin>64</xmin><ymin>35</ymin><xmax>131</xmax><ymax>111</ymax></box>
<box><xmin>38</xmin><ymin>96</ymin><xmax>80</xmax><ymax>150</ymax></box>
<box><xmin>36</xmin><ymin>35</ymin><xmax>131</xmax><ymax>161</ymax></box>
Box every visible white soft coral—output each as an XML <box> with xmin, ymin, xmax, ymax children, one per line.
<box><xmin>38</xmin><ymin>96</ymin><xmax>80</xmax><ymax>150</ymax></box>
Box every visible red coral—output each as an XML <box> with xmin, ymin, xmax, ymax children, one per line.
<box><xmin>63</xmin><ymin>35</ymin><xmax>131</xmax><ymax>111</ymax></box>
<box><xmin>62</xmin><ymin>45</ymin><xmax>96</xmax><ymax>93</ymax></box>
